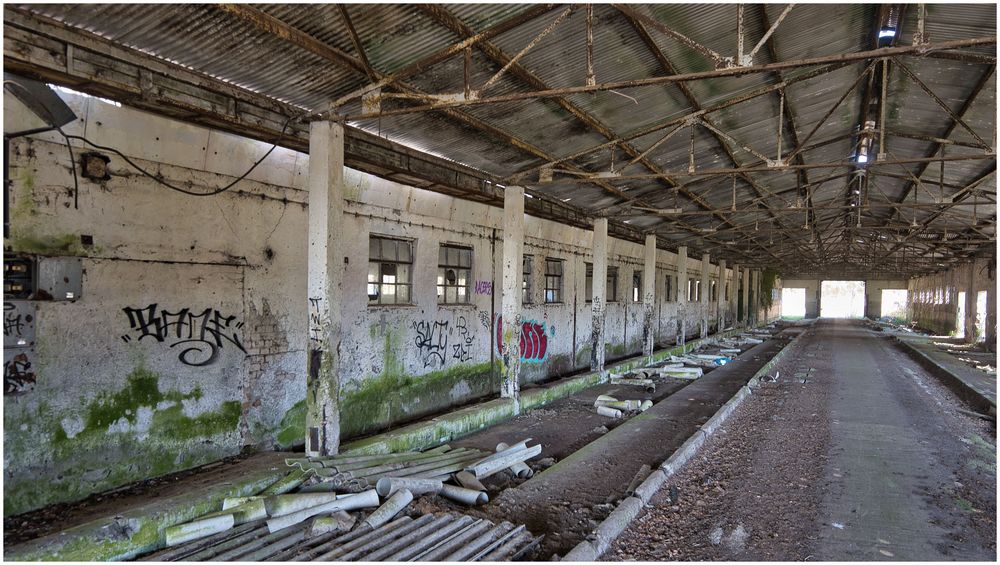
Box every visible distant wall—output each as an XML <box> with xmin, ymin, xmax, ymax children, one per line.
<box><xmin>909</xmin><ymin>259</ymin><xmax>996</xmax><ymax>343</ymax></box>
<box><xmin>780</xmin><ymin>278</ymin><xmax>907</xmax><ymax>319</ymax></box>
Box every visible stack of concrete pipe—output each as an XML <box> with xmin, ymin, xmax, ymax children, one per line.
<box><xmin>157</xmin><ymin>440</ymin><xmax>545</xmax><ymax>558</ymax></box>
<box><xmin>594</xmin><ymin>395</ymin><xmax>653</xmax><ymax>418</ymax></box>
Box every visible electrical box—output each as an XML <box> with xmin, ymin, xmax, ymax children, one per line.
<box><xmin>36</xmin><ymin>257</ymin><xmax>83</xmax><ymax>301</ymax></box>
<box><xmin>3</xmin><ymin>256</ymin><xmax>34</xmax><ymax>299</ymax></box>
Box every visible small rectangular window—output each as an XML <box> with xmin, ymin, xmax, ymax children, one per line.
<box><xmin>438</xmin><ymin>244</ymin><xmax>472</xmax><ymax>304</ymax></box>
<box><xmin>586</xmin><ymin>263</ymin><xmax>618</xmax><ymax>302</ymax></box>
<box><xmin>711</xmin><ymin>280</ymin><xmax>717</xmax><ymax>301</ymax></box>
<box><xmin>544</xmin><ymin>258</ymin><xmax>563</xmax><ymax>303</ymax></box>
<box><xmin>368</xmin><ymin>235</ymin><xmax>413</xmax><ymax>305</ymax></box>
<box><xmin>523</xmin><ymin>255</ymin><xmax>533</xmax><ymax>304</ymax></box>
<box><xmin>632</xmin><ymin>270</ymin><xmax>642</xmax><ymax>302</ymax></box>
<box><xmin>665</xmin><ymin>274</ymin><xmax>674</xmax><ymax>303</ymax></box>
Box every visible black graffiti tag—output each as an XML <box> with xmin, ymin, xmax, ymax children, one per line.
<box><xmin>121</xmin><ymin>304</ymin><xmax>246</xmax><ymax>366</ymax></box>
<box><xmin>4</xmin><ymin>302</ymin><xmax>30</xmax><ymax>339</ymax></box>
<box><xmin>4</xmin><ymin>353</ymin><xmax>36</xmax><ymax>396</ymax></box>
<box><xmin>452</xmin><ymin>316</ymin><xmax>475</xmax><ymax>363</ymax></box>
<box><xmin>413</xmin><ymin>320</ymin><xmax>448</xmax><ymax>368</ymax></box>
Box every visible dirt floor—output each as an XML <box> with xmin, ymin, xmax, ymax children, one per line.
<box><xmin>606</xmin><ymin>320</ymin><xmax>996</xmax><ymax>561</ymax></box>
<box><xmin>416</xmin><ymin>327</ymin><xmax>795</xmax><ymax>559</ymax></box>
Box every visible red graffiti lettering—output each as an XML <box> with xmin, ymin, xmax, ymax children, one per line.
<box><xmin>494</xmin><ymin>316</ymin><xmax>548</xmax><ymax>362</ymax></box>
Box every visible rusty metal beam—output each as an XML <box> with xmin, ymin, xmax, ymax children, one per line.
<box><xmin>345</xmin><ymin>35</ymin><xmax>997</xmax><ymax>120</ymax></box>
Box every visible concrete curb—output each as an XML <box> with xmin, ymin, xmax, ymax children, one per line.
<box><xmin>893</xmin><ymin>336</ymin><xmax>997</xmax><ymax>417</ymax></box>
<box><xmin>561</xmin><ymin>326</ymin><xmax>808</xmax><ymax>561</ymax></box>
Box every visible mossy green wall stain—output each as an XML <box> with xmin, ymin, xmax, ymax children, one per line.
<box><xmin>274</xmin><ymin>399</ymin><xmax>307</xmax><ymax>448</ymax></box>
<box><xmin>8</xmin><ymin>233</ymin><xmax>87</xmax><ymax>256</ymax></box>
<box><xmin>340</xmin><ymin>361</ymin><xmax>494</xmax><ymax>439</ymax></box>
<box><xmin>6</xmin><ymin>366</ymin><xmax>243</xmax><ymax>517</ymax></box>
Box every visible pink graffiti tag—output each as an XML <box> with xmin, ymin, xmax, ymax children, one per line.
<box><xmin>494</xmin><ymin>316</ymin><xmax>548</xmax><ymax>362</ymax></box>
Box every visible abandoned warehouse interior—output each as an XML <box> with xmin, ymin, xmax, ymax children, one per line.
<box><xmin>2</xmin><ymin>2</ymin><xmax>998</xmax><ymax>562</ymax></box>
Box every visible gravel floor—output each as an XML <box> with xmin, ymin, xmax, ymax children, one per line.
<box><xmin>606</xmin><ymin>319</ymin><xmax>996</xmax><ymax>561</ymax></box>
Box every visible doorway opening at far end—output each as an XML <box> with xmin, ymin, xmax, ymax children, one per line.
<box><xmin>781</xmin><ymin>288</ymin><xmax>806</xmax><ymax>319</ymax></box>
<box><xmin>880</xmin><ymin>289</ymin><xmax>908</xmax><ymax>323</ymax></box>
<box><xmin>820</xmin><ymin>280</ymin><xmax>865</xmax><ymax>318</ymax></box>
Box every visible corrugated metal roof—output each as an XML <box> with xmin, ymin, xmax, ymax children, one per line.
<box><xmin>10</xmin><ymin>2</ymin><xmax>995</xmax><ymax>273</ymax></box>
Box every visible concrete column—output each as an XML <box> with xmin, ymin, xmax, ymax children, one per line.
<box><xmin>751</xmin><ymin>269</ymin><xmax>760</xmax><ymax>326</ymax></box>
<box><xmin>500</xmin><ymin>186</ymin><xmax>525</xmax><ymax>405</ymax></box>
<box><xmin>729</xmin><ymin>262</ymin><xmax>739</xmax><ymax>326</ymax></box>
<box><xmin>700</xmin><ymin>253</ymin><xmax>710</xmax><ymax>338</ymax></box>
<box><xmin>590</xmin><ymin>218</ymin><xmax>608</xmax><ymax>371</ymax></box>
<box><xmin>676</xmin><ymin>246</ymin><xmax>688</xmax><ymax>346</ymax></box>
<box><xmin>718</xmin><ymin>259</ymin><xmax>727</xmax><ymax>332</ymax></box>
<box><xmin>986</xmin><ymin>264</ymin><xmax>997</xmax><ymax>351</ymax></box>
<box><xmin>642</xmin><ymin>234</ymin><xmax>657</xmax><ymax>356</ymax></box>
<box><xmin>741</xmin><ymin>266</ymin><xmax>751</xmax><ymax>326</ymax></box>
<box><xmin>306</xmin><ymin>120</ymin><xmax>345</xmax><ymax>457</ymax></box>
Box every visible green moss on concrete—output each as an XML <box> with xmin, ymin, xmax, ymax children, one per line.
<box><xmin>341</xmin><ymin>361</ymin><xmax>494</xmax><ymax>438</ymax></box>
<box><xmin>275</xmin><ymin>399</ymin><xmax>307</xmax><ymax>448</ymax></box>
<box><xmin>153</xmin><ymin>401</ymin><xmax>241</xmax><ymax>441</ymax></box>
<box><xmin>9</xmin><ymin>233</ymin><xmax>87</xmax><ymax>256</ymax></box>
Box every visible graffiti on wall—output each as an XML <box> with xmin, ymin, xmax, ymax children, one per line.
<box><xmin>412</xmin><ymin>319</ymin><xmax>449</xmax><ymax>368</ymax></box>
<box><xmin>308</xmin><ymin>297</ymin><xmax>323</xmax><ymax>344</ymax></box>
<box><xmin>4</xmin><ymin>352</ymin><xmax>36</xmax><ymax>396</ymax></box>
<box><xmin>452</xmin><ymin>316</ymin><xmax>475</xmax><ymax>363</ymax></box>
<box><xmin>411</xmin><ymin>316</ymin><xmax>479</xmax><ymax>368</ymax></box>
<box><xmin>474</xmin><ymin>281</ymin><xmax>493</xmax><ymax>295</ymax></box>
<box><xmin>4</xmin><ymin>301</ymin><xmax>36</xmax><ymax>396</ymax></box>
<box><xmin>494</xmin><ymin>315</ymin><xmax>550</xmax><ymax>363</ymax></box>
<box><xmin>121</xmin><ymin>304</ymin><xmax>246</xmax><ymax>366</ymax></box>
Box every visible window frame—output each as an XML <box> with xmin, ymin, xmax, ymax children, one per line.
<box><xmin>437</xmin><ymin>243</ymin><xmax>473</xmax><ymax>305</ymax></box>
<box><xmin>585</xmin><ymin>263</ymin><xmax>619</xmax><ymax>303</ymax></box>
<box><xmin>367</xmin><ymin>234</ymin><xmax>415</xmax><ymax>306</ymax></box>
<box><xmin>522</xmin><ymin>254</ymin><xmax>533</xmax><ymax>305</ymax></box>
<box><xmin>544</xmin><ymin>258</ymin><xmax>564</xmax><ymax>304</ymax></box>
<box><xmin>632</xmin><ymin>270</ymin><xmax>642</xmax><ymax>303</ymax></box>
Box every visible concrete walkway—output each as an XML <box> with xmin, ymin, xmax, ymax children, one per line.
<box><xmin>894</xmin><ymin>334</ymin><xmax>996</xmax><ymax>414</ymax></box>
<box><xmin>815</xmin><ymin>321</ymin><xmax>995</xmax><ymax>561</ymax></box>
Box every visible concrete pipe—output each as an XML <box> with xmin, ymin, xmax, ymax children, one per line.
<box><xmin>307</xmin><ymin>511</ymin><xmax>356</xmax><ymax>537</ymax></box>
<box><xmin>364</xmin><ymin>488</ymin><xmax>414</xmax><ymax>530</ymax></box>
<box><xmin>466</xmin><ymin>444</ymin><xmax>542</xmax><ymax>479</ymax></box>
<box><xmin>596</xmin><ymin>406</ymin><xmax>623</xmax><ymax>418</ymax></box>
<box><xmin>265</xmin><ymin>489</ymin><xmax>379</xmax><ymax>533</ymax></box>
<box><xmin>440</xmin><ymin>484</ymin><xmax>489</xmax><ymax>505</ymax></box>
<box><xmin>640</xmin><ymin>400</ymin><xmax>653</xmax><ymax>412</ymax></box>
<box><xmin>200</xmin><ymin>498</ymin><xmax>267</xmax><ymax>524</ymax></box>
<box><xmin>374</xmin><ymin>476</ymin><xmax>443</xmax><ymax>497</ymax></box>
<box><xmin>164</xmin><ymin>515</ymin><xmax>235</xmax><ymax>547</ymax></box>
<box><xmin>496</xmin><ymin>442</ymin><xmax>534</xmax><ymax>478</ymax></box>
<box><xmin>260</xmin><ymin>468</ymin><xmax>313</xmax><ymax>495</ymax></box>
<box><xmin>263</xmin><ymin>492</ymin><xmax>346</xmax><ymax>517</ymax></box>
<box><xmin>597</xmin><ymin>399</ymin><xmax>642</xmax><ymax>411</ymax></box>
<box><xmin>455</xmin><ymin>470</ymin><xmax>487</xmax><ymax>491</ymax></box>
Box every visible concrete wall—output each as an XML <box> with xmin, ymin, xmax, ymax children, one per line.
<box><xmin>781</xmin><ymin>278</ymin><xmax>907</xmax><ymax>319</ymax></box>
<box><xmin>4</xmin><ymin>90</ymin><xmax>743</xmax><ymax>514</ymax></box>
<box><xmin>909</xmin><ymin>258</ymin><xmax>996</xmax><ymax>343</ymax></box>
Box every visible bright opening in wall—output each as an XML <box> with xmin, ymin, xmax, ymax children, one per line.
<box><xmin>880</xmin><ymin>289</ymin><xmax>908</xmax><ymax>322</ymax></box>
<box><xmin>820</xmin><ymin>280</ymin><xmax>865</xmax><ymax>318</ymax></box>
<box><xmin>781</xmin><ymin>288</ymin><xmax>806</xmax><ymax>319</ymax></box>
<box><xmin>975</xmin><ymin>291</ymin><xmax>988</xmax><ymax>342</ymax></box>
<box><xmin>957</xmin><ymin>291</ymin><xmax>967</xmax><ymax>338</ymax></box>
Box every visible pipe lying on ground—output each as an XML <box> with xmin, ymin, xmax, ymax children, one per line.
<box><xmin>440</xmin><ymin>484</ymin><xmax>489</xmax><ymax>505</ymax></box>
<box><xmin>597</xmin><ymin>399</ymin><xmax>642</xmax><ymax>411</ymax></box>
<box><xmin>415</xmin><ymin>519</ymin><xmax>491</xmax><ymax>561</ymax></box>
<box><xmin>597</xmin><ymin>406</ymin><xmax>623</xmax><ymax>418</ymax></box>
<box><xmin>364</xmin><ymin>488</ymin><xmax>414</xmax><ymax>530</ymax></box>
<box><xmin>374</xmin><ymin>476</ymin><xmax>443</xmax><ymax>497</ymax></box>
<box><xmin>640</xmin><ymin>400</ymin><xmax>653</xmax><ymax>411</ymax></box>
<box><xmin>260</xmin><ymin>468</ymin><xmax>313</xmax><ymax>495</ymax></box>
<box><xmin>222</xmin><ymin>496</ymin><xmax>262</xmax><ymax>510</ymax></box>
<box><xmin>307</xmin><ymin>511</ymin><xmax>356</xmax><ymax>537</ymax></box>
<box><xmin>455</xmin><ymin>470</ymin><xmax>487</xmax><ymax>491</ymax></box>
<box><xmin>199</xmin><ymin>498</ymin><xmax>267</xmax><ymax>524</ymax></box>
<box><xmin>311</xmin><ymin>516</ymin><xmax>420</xmax><ymax>561</ymax></box>
<box><xmin>497</xmin><ymin>442</ymin><xmax>534</xmax><ymax>478</ymax></box>
<box><xmin>624</xmin><ymin>464</ymin><xmax>652</xmax><ymax>497</ymax></box>
<box><xmin>263</xmin><ymin>492</ymin><xmax>351</xmax><ymax>517</ymax></box>
<box><xmin>466</xmin><ymin>444</ymin><xmax>542</xmax><ymax>479</ymax></box>
<box><xmin>165</xmin><ymin>515</ymin><xmax>235</xmax><ymax>546</ymax></box>
<box><xmin>327</xmin><ymin>447</ymin><xmax>471</xmax><ymax>472</ymax></box>
<box><xmin>266</xmin><ymin>489</ymin><xmax>379</xmax><ymax>533</ymax></box>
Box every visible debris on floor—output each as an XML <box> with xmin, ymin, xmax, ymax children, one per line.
<box><xmin>139</xmin><ymin>442</ymin><xmax>544</xmax><ymax>561</ymax></box>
